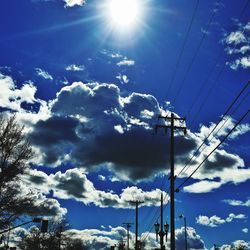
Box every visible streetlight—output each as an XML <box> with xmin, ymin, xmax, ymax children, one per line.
<box><xmin>164</xmin><ymin>223</ymin><xmax>169</xmax><ymax>243</ymax></box>
<box><xmin>179</xmin><ymin>214</ymin><xmax>187</xmax><ymax>250</ymax></box>
<box><xmin>0</xmin><ymin>218</ymin><xmax>46</xmax><ymax>249</ymax></box>
<box><xmin>0</xmin><ymin>218</ymin><xmax>43</xmax><ymax>235</ymax></box>
<box><xmin>154</xmin><ymin>221</ymin><xmax>169</xmax><ymax>249</ymax></box>
<box><xmin>154</xmin><ymin>222</ymin><xmax>160</xmax><ymax>241</ymax></box>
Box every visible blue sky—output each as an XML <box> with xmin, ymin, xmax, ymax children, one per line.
<box><xmin>0</xmin><ymin>0</ymin><xmax>250</xmax><ymax>249</ymax></box>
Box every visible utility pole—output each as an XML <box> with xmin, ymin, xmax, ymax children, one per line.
<box><xmin>154</xmin><ymin>193</ymin><xmax>169</xmax><ymax>250</ymax></box>
<box><xmin>123</xmin><ymin>222</ymin><xmax>133</xmax><ymax>250</ymax></box>
<box><xmin>131</xmin><ymin>200</ymin><xmax>144</xmax><ymax>250</ymax></box>
<box><xmin>179</xmin><ymin>215</ymin><xmax>187</xmax><ymax>250</ymax></box>
<box><xmin>156</xmin><ymin>113</ymin><xmax>186</xmax><ymax>250</ymax></box>
<box><xmin>160</xmin><ymin>193</ymin><xmax>164</xmax><ymax>249</ymax></box>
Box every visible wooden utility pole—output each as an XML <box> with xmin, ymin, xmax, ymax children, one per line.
<box><xmin>159</xmin><ymin>193</ymin><xmax>164</xmax><ymax>249</ymax></box>
<box><xmin>156</xmin><ymin>113</ymin><xmax>186</xmax><ymax>250</ymax></box>
<box><xmin>123</xmin><ymin>222</ymin><xmax>133</xmax><ymax>250</ymax></box>
<box><xmin>131</xmin><ymin>200</ymin><xmax>144</xmax><ymax>250</ymax></box>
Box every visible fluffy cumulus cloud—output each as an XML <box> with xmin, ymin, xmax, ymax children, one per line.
<box><xmin>64</xmin><ymin>226</ymin><xmax>127</xmax><ymax>249</ymax></box>
<box><xmin>63</xmin><ymin>0</ymin><xmax>86</xmax><ymax>7</ymax></box>
<box><xmin>12</xmin><ymin>226</ymin><xmax>130</xmax><ymax>249</ymax></box>
<box><xmin>196</xmin><ymin>213</ymin><xmax>247</xmax><ymax>227</ymax></box>
<box><xmin>0</xmin><ymin>73</ymin><xmax>37</xmax><ymax>111</ymax></box>
<box><xmin>220</xmin><ymin>240</ymin><xmax>250</xmax><ymax>250</ymax></box>
<box><xmin>223</xmin><ymin>21</ymin><xmax>250</xmax><ymax>70</ymax></box>
<box><xmin>28</xmin><ymin>81</ymin><xmax>200</xmax><ymax>181</ymax></box>
<box><xmin>182</xmin><ymin>116</ymin><xmax>250</xmax><ymax>193</ymax></box>
<box><xmin>175</xmin><ymin>227</ymin><xmax>205</xmax><ymax>250</ymax></box>
<box><xmin>1</xmin><ymin>73</ymin><xmax>250</xmax><ymax>192</ymax></box>
<box><xmin>9</xmin><ymin>225</ymin><xmax>207</xmax><ymax>250</ymax></box>
<box><xmin>8</xmin><ymin>179</ymin><xmax>67</xmax><ymax>220</ymax></box>
<box><xmin>26</xmin><ymin>168</ymin><xmax>168</xmax><ymax>208</ymax></box>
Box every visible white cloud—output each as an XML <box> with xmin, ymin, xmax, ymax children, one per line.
<box><xmin>0</xmin><ymin>73</ymin><xmax>38</xmax><ymax>111</ymax></box>
<box><xmin>196</xmin><ymin>213</ymin><xmax>247</xmax><ymax>227</ymax></box>
<box><xmin>226</xmin><ymin>45</ymin><xmax>250</xmax><ymax>55</ymax></box>
<box><xmin>225</xmin><ymin>213</ymin><xmax>247</xmax><ymax>222</ymax></box>
<box><xmin>8</xmin><ymin>179</ymin><xmax>67</xmax><ymax>220</ymax></box>
<box><xmin>226</xmin><ymin>31</ymin><xmax>246</xmax><ymax>45</ymax></box>
<box><xmin>183</xmin><ymin>180</ymin><xmax>222</xmax><ymax>193</ymax></box>
<box><xmin>224</xmin><ymin>21</ymin><xmax>250</xmax><ymax>70</ymax></box>
<box><xmin>98</xmin><ymin>175</ymin><xmax>106</xmax><ymax>181</ymax></box>
<box><xmin>117</xmin><ymin>59</ymin><xmax>135</xmax><ymax>67</ymax></box>
<box><xmin>10</xmin><ymin>225</ymin><xmax>206</xmax><ymax>250</ymax></box>
<box><xmin>228</xmin><ymin>56</ymin><xmax>250</xmax><ymax>70</ymax></box>
<box><xmin>242</xmin><ymin>228</ymin><xmax>248</xmax><ymax>233</ymax></box>
<box><xmin>116</xmin><ymin>73</ymin><xmax>129</xmax><ymax>84</ymax></box>
<box><xmin>110</xmin><ymin>53</ymin><xmax>123</xmax><ymax>58</ymax></box>
<box><xmin>65</xmin><ymin>64</ymin><xmax>85</xmax><ymax>71</ymax></box>
<box><xmin>27</xmin><ymin>168</ymin><xmax>169</xmax><ymax>209</ymax></box>
<box><xmin>196</xmin><ymin>215</ymin><xmax>225</xmax><ymax>227</ymax></box>
<box><xmin>64</xmin><ymin>0</ymin><xmax>86</xmax><ymax>7</ymax></box>
<box><xmin>195</xmin><ymin>116</ymin><xmax>250</xmax><ymax>140</ymax></box>
<box><xmin>101</xmin><ymin>49</ymin><xmax>123</xmax><ymax>59</ymax></box>
<box><xmin>26</xmin><ymin>81</ymin><xmax>249</xmax><ymax>187</ymax></box>
<box><xmin>223</xmin><ymin>198</ymin><xmax>250</xmax><ymax>207</ymax></box>
<box><xmin>174</xmin><ymin>227</ymin><xmax>206</xmax><ymax>250</ymax></box>
<box><xmin>220</xmin><ymin>240</ymin><xmax>250</xmax><ymax>250</ymax></box>
<box><xmin>114</xmin><ymin>124</ymin><xmax>124</xmax><ymax>134</ymax></box>
<box><xmin>35</xmin><ymin>68</ymin><xmax>53</xmax><ymax>80</ymax></box>
<box><xmin>2</xmin><ymin>76</ymin><xmax>249</xmax><ymax>192</ymax></box>
<box><xmin>65</xmin><ymin>226</ymin><xmax>126</xmax><ymax>249</ymax></box>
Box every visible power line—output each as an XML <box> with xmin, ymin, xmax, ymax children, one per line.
<box><xmin>185</xmin><ymin>51</ymin><xmax>223</xmax><ymax>121</ymax></box>
<box><xmin>184</xmin><ymin>89</ymin><xmax>250</xmax><ymax>177</ymax></box>
<box><xmin>186</xmin><ymin>0</ymin><xmax>250</xmax><ymax>127</ymax></box>
<box><xmin>176</xmin><ymin>80</ymin><xmax>249</xmax><ymax>178</ymax></box>
<box><xmin>176</xmin><ymin>109</ymin><xmax>250</xmax><ymax>191</ymax></box>
<box><xmin>172</xmin><ymin>0</ymin><xmax>222</xmax><ymax>105</ymax></box>
<box><xmin>165</xmin><ymin>0</ymin><xmax>200</xmax><ymax>99</ymax></box>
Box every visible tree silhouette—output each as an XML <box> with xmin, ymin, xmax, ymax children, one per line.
<box><xmin>0</xmin><ymin>115</ymin><xmax>33</xmax><ymax>229</ymax></box>
<box><xmin>18</xmin><ymin>220</ymin><xmax>85</xmax><ymax>250</ymax></box>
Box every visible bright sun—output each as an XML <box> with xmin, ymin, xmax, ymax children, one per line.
<box><xmin>108</xmin><ymin>0</ymin><xmax>139</xmax><ymax>27</ymax></box>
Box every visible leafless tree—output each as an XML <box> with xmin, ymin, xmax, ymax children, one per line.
<box><xmin>18</xmin><ymin>220</ymin><xmax>85</xmax><ymax>250</ymax></box>
<box><xmin>0</xmin><ymin>114</ymin><xmax>33</xmax><ymax>229</ymax></box>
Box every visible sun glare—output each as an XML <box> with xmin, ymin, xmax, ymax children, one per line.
<box><xmin>108</xmin><ymin>0</ymin><xmax>140</xmax><ymax>27</ymax></box>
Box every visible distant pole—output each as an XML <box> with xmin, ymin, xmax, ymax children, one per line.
<box><xmin>123</xmin><ymin>223</ymin><xmax>133</xmax><ymax>250</ymax></box>
<box><xmin>184</xmin><ymin>217</ymin><xmax>187</xmax><ymax>250</ymax></box>
<box><xmin>170</xmin><ymin>112</ymin><xmax>175</xmax><ymax>250</ymax></box>
<box><xmin>156</xmin><ymin>113</ymin><xmax>186</xmax><ymax>250</ymax></box>
<box><xmin>136</xmin><ymin>201</ymin><xmax>139</xmax><ymax>250</ymax></box>
<box><xmin>179</xmin><ymin>215</ymin><xmax>188</xmax><ymax>250</ymax></box>
<box><xmin>131</xmin><ymin>200</ymin><xmax>143</xmax><ymax>250</ymax></box>
<box><xmin>160</xmin><ymin>193</ymin><xmax>164</xmax><ymax>250</ymax></box>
